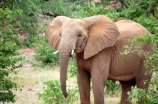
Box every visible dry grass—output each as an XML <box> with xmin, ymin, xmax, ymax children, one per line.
<box><xmin>7</xmin><ymin>64</ymin><xmax>121</xmax><ymax>104</ymax></box>
<box><xmin>6</xmin><ymin>48</ymin><xmax>121</xmax><ymax>104</ymax></box>
<box><xmin>7</xmin><ymin>64</ymin><xmax>60</xmax><ymax>104</ymax></box>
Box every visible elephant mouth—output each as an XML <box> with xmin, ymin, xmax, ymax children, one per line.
<box><xmin>75</xmin><ymin>45</ymin><xmax>83</xmax><ymax>53</ymax></box>
<box><xmin>75</xmin><ymin>38</ymin><xmax>87</xmax><ymax>53</ymax></box>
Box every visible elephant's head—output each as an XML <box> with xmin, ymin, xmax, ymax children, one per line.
<box><xmin>46</xmin><ymin>15</ymin><xmax>119</xmax><ymax>97</ymax></box>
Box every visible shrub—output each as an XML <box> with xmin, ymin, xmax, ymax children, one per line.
<box><xmin>125</xmin><ymin>33</ymin><xmax>158</xmax><ymax>103</ymax></box>
<box><xmin>120</xmin><ymin>0</ymin><xmax>158</xmax><ymax>19</ymax></box>
<box><xmin>38</xmin><ymin>80</ymin><xmax>79</xmax><ymax>104</ymax></box>
<box><xmin>68</xmin><ymin>57</ymin><xmax>77</xmax><ymax>77</ymax></box>
<box><xmin>117</xmin><ymin>0</ymin><xmax>158</xmax><ymax>102</ymax></box>
<box><xmin>41</xmin><ymin>0</ymin><xmax>75</xmax><ymax>17</ymax></box>
<box><xmin>105</xmin><ymin>80</ymin><xmax>120</xmax><ymax>94</ymax></box>
<box><xmin>1</xmin><ymin>0</ymin><xmax>76</xmax><ymax>48</ymax></box>
<box><xmin>1</xmin><ymin>0</ymin><xmax>41</xmax><ymax>47</ymax></box>
<box><xmin>71</xmin><ymin>1</ymin><xmax>120</xmax><ymax>21</ymax></box>
<box><xmin>135</xmin><ymin>15</ymin><xmax>158</xmax><ymax>34</ymax></box>
<box><xmin>34</xmin><ymin>36</ymin><xmax>59</xmax><ymax>66</ymax></box>
<box><xmin>122</xmin><ymin>27</ymin><xmax>158</xmax><ymax>103</ymax></box>
<box><xmin>0</xmin><ymin>8</ymin><xmax>23</xmax><ymax>103</ymax></box>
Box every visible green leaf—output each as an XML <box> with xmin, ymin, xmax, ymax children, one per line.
<box><xmin>124</xmin><ymin>45</ymin><xmax>129</xmax><ymax>48</ymax></box>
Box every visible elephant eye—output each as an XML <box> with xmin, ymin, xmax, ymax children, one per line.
<box><xmin>78</xmin><ymin>34</ymin><xmax>82</xmax><ymax>37</ymax></box>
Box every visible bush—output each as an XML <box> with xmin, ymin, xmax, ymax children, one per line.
<box><xmin>0</xmin><ymin>8</ymin><xmax>23</xmax><ymax>103</ymax></box>
<box><xmin>118</xmin><ymin>0</ymin><xmax>158</xmax><ymax>102</ymax></box>
<box><xmin>71</xmin><ymin>1</ymin><xmax>120</xmax><ymax>21</ymax></box>
<box><xmin>34</xmin><ymin>36</ymin><xmax>59</xmax><ymax>66</ymax></box>
<box><xmin>68</xmin><ymin>57</ymin><xmax>77</xmax><ymax>77</ymax></box>
<box><xmin>121</xmin><ymin>24</ymin><xmax>158</xmax><ymax>103</ymax></box>
<box><xmin>105</xmin><ymin>80</ymin><xmax>120</xmax><ymax>94</ymax></box>
<box><xmin>38</xmin><ymin>80</ymin><xmax>79</xmax><ymax>104</ymax></box>
<box><xmin>120</xmin><ymin>0</ymin><xmax>158</xmax><ymax>20</ymax></box>
<box><xmin>125</xmin><ymin>33</ymin><xmax>158</xmax><ymax>103</ymax></box>
<box><xmin>1</xmin><ymin>0</ymin><xmax>76</xmax><ymax>48</ymax></box>
<box><xmin>1</xmin><ymin>0</ymin><xmax>41</xmax><ymax>47</ymax></box>
<box><xmin>135</xmin><ymin>15</ymin><xmax>158</xmax><ymax>34</ymax></box>
<box><xmin>41</xmin><ymin>0</ymin><xmax>75</xmax><ymax>17</ymax></box>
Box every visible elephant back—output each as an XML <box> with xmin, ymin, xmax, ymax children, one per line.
<box><xmin>115</xmin><ymin>20</ymin><xmax>150</xmax><ymax>40</ymax></box>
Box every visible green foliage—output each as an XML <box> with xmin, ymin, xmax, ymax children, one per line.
<box><xmin>122</xmin><ymin>30</ymin><xmax>158</xmax><ymax>103</ymax></box>
<box><xmin>34</xmin><ymin>36</ymin><xmax>59</xmax><ymax>65</ymax></box>
<box><xmin>127</xmin><ymin>85</ymin><xmax>158</xmax><ymax>104</ymax></box>
<box><xmin>68</xmin><ymin>57</ymin><xmax>77</xmax><ymax>77</ymax></box>
<box><xmin>0</xmin><ymin>8</ymin><xmax>22</xmax><ymax>22</ymax></box>
<box><xmin>120</xmin><ymin>0</ymin><xmax>158</xmax><ymax>19</ymax></box>
<box><xmin>105</xmin><ymin>80</ymin><xmax>120</xmax><ymax>94</ymax></box>
<box><xmin>77</xmin><ymin>2</ymin><xmax>107</xmax><ymax>17</ymax></box>
<box><xmin>0</xmin><ymin>8</ymin><xmax>22</xmax><ymax>103</ymax></box>
<box><xmin>71</xmin><ymin>1</ymin><xmax>120</xmax><ymax>20</ymax></box>
<box><xmin>117</xmin><ymin>0</ymin><xmax>158</xmax><ymax>103</ymax></box>
<box><xmin>41</xmin><ymin>0</ymin><xmax>75</xmax><ymax>17</ymax></box>
<box><xmin>1</xmin><ymin>0</ymin><xmax>75</xmax><ymax>48</ymax></box>
<box><xmin>38</xmin><ymin>80</ymin><xmax>79</xmax><ymax>104</ymax></box>
<box><xmin>135</xmin><ymin>15</ymin><xmax>158</xmax><ymax>34</ymax></box>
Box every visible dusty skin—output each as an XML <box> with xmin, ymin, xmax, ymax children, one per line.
<box><xmin>46</xmin><ymin>15</ymin><xmax>154</xmax><ymax>104</ymax></box>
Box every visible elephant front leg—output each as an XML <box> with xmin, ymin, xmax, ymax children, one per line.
<box><xmin>91</xmin><ymin>68</ymin><xmax>106</xmax><ymax>104</ymax></box>
<box><xmin>77</xmin><ymin>67</ymin><xmax>91</xmax><ymax>104</ymax></box>
<box><xmin>91</xmin><ymin>54</ymin><xmax>111</xmax><ymax>104</ymax></box>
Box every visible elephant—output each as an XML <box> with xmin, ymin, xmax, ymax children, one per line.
<box><xmin>46</xmin><ymin>15</ymin><xmax>153</xmax><ymax>104</ymax></box>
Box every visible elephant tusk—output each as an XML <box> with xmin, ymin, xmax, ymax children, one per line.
<box><xmin>71</xmin><ymin>50</ymin><xmax>74</xmax><ymax>55</ymax></box>
<box><xmin>53</xmin><ymin>50</ymin><xmax>59</xmax><ymax>54</ymax></box>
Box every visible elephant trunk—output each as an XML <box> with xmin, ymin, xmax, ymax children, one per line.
<box><xmin>59</xmin><ymin>44</ymin><xmax>72</xmax><ymax>98</ymax></box>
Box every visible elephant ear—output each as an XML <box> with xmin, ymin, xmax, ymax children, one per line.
<box><xmin>83</xmin><ymin>15</ymin><xmax>120</xmax><ymax>59</ymax></box>
<box><xmin>46</xmin><ymin>16</ymin><xmax>69</xmax><ymax>50</ymax></box>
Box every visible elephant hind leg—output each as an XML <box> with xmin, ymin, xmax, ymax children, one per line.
<box><xmin>134</xmin><ymin>65</ymin><xmax>152</xmax><ymax>104</ymax></box>
<box><xmin>119</xmin><ymin>79</ymin><xmax>136</xmax><ymax>104</ymax></box>
<box><xmin>135</xmin><ymin>65</ymin><xmax>152</xmax><ymax>89</ymax></box>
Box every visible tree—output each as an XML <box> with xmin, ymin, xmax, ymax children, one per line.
<box><xmin>0</xmin><ymin>8</ymin><xmax>23</xmax><ymax>103</ymax></box>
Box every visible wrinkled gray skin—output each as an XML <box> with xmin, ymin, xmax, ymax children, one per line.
<box><xmin>46</xmin><ymin>15</ymin><xmax>153</xmax><ymax>104</ymax></box>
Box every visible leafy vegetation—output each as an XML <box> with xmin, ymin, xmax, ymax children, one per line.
<box><xmin>38</xmin><ymin>80</ymin><xmax>79</xmax><ymax>104</ymax></box>
<box><xmin>0</xmin><ymin>0</ymin><xmax>76</xmax><ymax>47</ymax></box>
<box><xmin>68</xmin><ymin>58</ymin><xmax>77</xmax><ymax>77</ymax></box>
<box><xmin>105</xmin><ymin>80</ymin><xmax>120</xmax><ymax>94</ymax></box>
<box><xmin>123</xmin><ymin>32</ymin><xmax>158</xmax><ymax>103</ymax></box>
<box><xmin>118</xmin><ymin>0</ymin><xmax>158</xmax><ymax>103</ymax></box>
<box><xmin>71</xmin><ymin>1</ymin><xmax>120</xmax><ymax>20</ymax></box>
<box><xmin>120</xmin><ymin>0</ymin><xmax>158</xmax><ymax>19</ymax></box>
<box><xmin>34</xmin><ymin>37</ymin><xmax>59</xmax><ymax>66</ymax></box>
<box><xmin>0</xmin><ymin>8</ymin><xmax>22</xmax><ymax>103</ymax></box>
